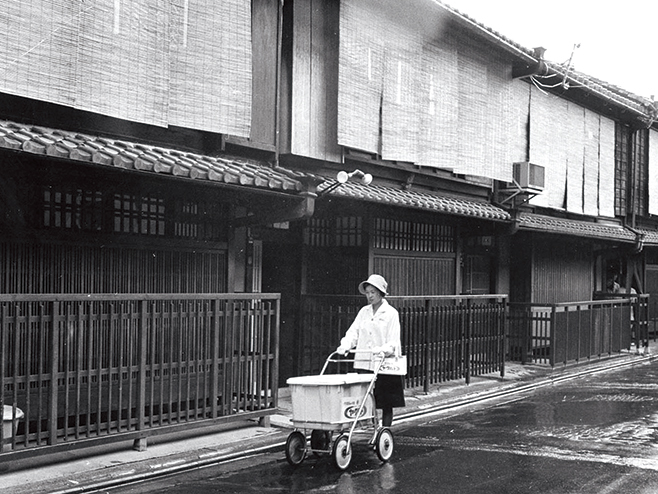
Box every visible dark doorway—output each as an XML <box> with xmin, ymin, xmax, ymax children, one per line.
<box><xmin>261</xmin><ymin>228</ymin><xmax>302</xmax><ymax>386</ymax></box>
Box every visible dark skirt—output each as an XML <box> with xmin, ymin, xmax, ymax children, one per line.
<box><xmin>374</xmin><ymin>374</ymin><xmax>405</xmax><ymax>409</ymax></box>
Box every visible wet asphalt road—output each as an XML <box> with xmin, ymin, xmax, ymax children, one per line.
<box><xmin>108</xmin><ymin>360</ymin><xmax>658</xmax><ymax>493</ymax></box>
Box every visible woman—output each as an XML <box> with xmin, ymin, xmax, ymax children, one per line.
<box><xmin>336</xmin><ymin>274</ymin><xmax>405</xmax><ymax>427</ymax></box>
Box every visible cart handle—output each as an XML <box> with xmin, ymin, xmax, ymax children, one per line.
<box><xmin>320</xmin><ymin>350</ymin><xmax>385</xmax><ymax>375</ymax></box>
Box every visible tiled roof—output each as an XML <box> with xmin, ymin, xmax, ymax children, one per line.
<box><xmin>319</xmin><ymin>179</ymin><xmax>511</xmax><ymax>221</ymax></box>
<box><xmin>439</xmin><ymin>2</ymin><xmax>655</xmax><ymax>118</ymax></box>
<box><xmin>637</xmin><ymin>229</ymin><xmax>658</xmax><ymax>247</ymax></box>
<box><xmin>0</xmin><ymin>119</ymin><xmax>306</xmax><ymax>193</ymax></box>
<box><xmin>518</xmin><ymin>213</ymin><xmax>637</xmax><ymax>242</ymax></box>
<box><xmin>543</xmin><ymin>63</ymin><xmax>652</xmax><ymax>116</ymax></box>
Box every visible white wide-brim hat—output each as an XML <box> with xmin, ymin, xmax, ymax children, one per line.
<box><xmin>358</xmin><ymin>274</ymin><xmax>388</xmax><ymax>296</ymax></box>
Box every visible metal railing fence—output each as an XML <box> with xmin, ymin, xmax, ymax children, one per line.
<box><xmin>508</xmin><ymin>295</ymin><xmax>648</xmax><ymax>366</ymax></box>
<box><xmin>299</xmin><ymin>294</ymin><xmax>507</xmax><ymax>391</ymax></box>
<box><xmin>1</xmin><ymin>293</ymin><xmax>280</xmax><ymax>455</ymax></box>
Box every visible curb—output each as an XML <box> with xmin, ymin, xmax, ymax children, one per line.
<box><xmin>49</xmin><ymin>435</ymin><xmax>289</xmax><ymax>494</ymax></box>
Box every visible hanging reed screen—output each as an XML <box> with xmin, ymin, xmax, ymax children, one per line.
<box><xmin>0</xmin><ymin>0</ymin><xmax>252</xmax><ymax>135</ymax></box>
<box><xmin>75</xmin><ymin>0</ymin><xmax>170</xmax><ymax>126</ymax></box>
<box><xmin>169</xmin><ymin>0</ymin><xmax>252</xmax><ymax>134</ymax></box>
<box><xmin>338</xmin><ymin>0</ymin><xmax>515</xmax><ymax>182</ymax></box>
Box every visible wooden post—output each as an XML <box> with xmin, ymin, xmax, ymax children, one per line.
<box><xmin>210</xmin><ymin>298</ymin><xmax>220</xmax><ymax>419</ymax></box>
<box><xmin>133</xmin><ymin>299</ymin><xmax>148</xmax><ymax>452</ymax></box>
<box><xmin>48</xmin><ymin>301</ymin><xmax>60</xmax><ymax>446</ymax></box>
<box><xmin>549</xmin><ymin>305</ymin><xmax>557</xmax><ymax>368</ymax></box>
<box><xmin>462</xmin><ymin>298</ymin><xmax>469</xmax><ymax>385</ymax></box>
<box><xmin>423</xmin><ymin>298</ymin><xmax>431</xmax><ymax>393</ymax></box>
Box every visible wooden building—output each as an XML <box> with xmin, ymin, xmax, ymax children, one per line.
<box><xmin>1</xmin><ymin>0</ymin><xmax>658</xmax><ymax>452</ymax></box>
<box><xmin>271</xmin><ymin>0</ymin><xmax>658</xmax><ymax>373</ymax></box>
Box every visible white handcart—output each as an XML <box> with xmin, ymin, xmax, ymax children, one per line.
<box><xmin>284</xmin><ymin>351</ymin><xmax>394</xmax><ymax>470</ymax></box>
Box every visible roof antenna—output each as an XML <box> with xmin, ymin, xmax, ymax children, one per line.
<box><xmin>561</xmin><ymin>43</ymin><xmax>580</xmax><ymax>89</ymax></box>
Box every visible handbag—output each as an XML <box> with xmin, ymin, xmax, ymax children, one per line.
<box><xmin>378</xmin><ymin>355</ymin><xmax>407</xmax><ymax>376</ymax></box>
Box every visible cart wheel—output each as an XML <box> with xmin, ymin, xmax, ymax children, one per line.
<box><xmin>375</xmin><ymin>428</ymin><xmax>394</xmax><ymax>462</ymax></box>
<box><xmin>332</xmin><ymin>434</ymin><xmax>352</xmax><ymax>470</ymax></box>
<box><xmin>310</xmin><ymin>430</ymin><xmax>332</xmax><ymax>456</ymax></box>
<box><xmin>285</xmin><ymin>431</ymin><xmax>307</xmax><ymax>466</ymax></box>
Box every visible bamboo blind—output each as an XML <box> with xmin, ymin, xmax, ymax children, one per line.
<box><xmin>530</xmin><ymin>88</ymin><xmax>616</xmax><ymax>217</ymax></box>
<box><xmin>0</xmin><ymin>1</ymin><xmax>77</xmax><ymax>106</ymax></box>
<box><xmin>529</xmin><ymin>87</ymin><xmax>568</xmax><ymax>209</ymax></box>
<box><xmin>650</xmin><ymin>130</ymin><xmax>658</xmax><ymax>216</ymax></box>
<box><xmin>487</xmin><ymin>56</ymin><xmax>515</xmax><ymax>182</ymax></box>
<box><xmin>337</xmin><ymin>0</ymin><xmax>384</xmax><ymax>154</ymax></box>
<box><xmin>169</xmin><ymin>0</ymin><xmax>252</xmax><ymax>135</ymax></box>
<box><xmin>380</xmin><ymin>25</ymin><xmax>420</xmax><ymax>163</ymax></box>
<box><xmin>75</xmin><ymin>0</ymin><xmax>169</xmax><ymax>126</ymax></box>
<box><xmin>598</xmin><ymin>116</ymin><xmax>616</xmax><ymax>217</ymax></box>
<box><xmin>456</xmin><ymin>53</ymin><xmax>488</xmax><ymax>178</ymax></box>
<box><xmin>508</xmin><ymin>80</ymin><xmax>530</xmax><ymax>168</ymax></box>
<box><xmin>338</xmin><ymin>0</ymin><xmax>515</xmax><ymax>182</ymax></box>
<box><xmin>565</xmin><ymin>102</ymin><xmax>585</xmax><ymax>214</ymax></box>
<box><xmin>419</xmin><ymin>42</ymin><xmax>459</xmax><ymax>171</ymax></box>
<box><xmin>583</xmin><ymin>109</ymin><xmax>601</xmax><ymax>216</ymax></box>
<box><xmin>0</xmin><ymin>0</ymin><xmax>251</xmax><ymax>135</ymax></box>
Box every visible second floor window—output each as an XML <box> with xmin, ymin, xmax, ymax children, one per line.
<box><xmin>615</xmin><ymin>123</ymin><xmax>649</xmax><ymax>218</ymax></box>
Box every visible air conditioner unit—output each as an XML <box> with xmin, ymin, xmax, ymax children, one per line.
<box><xmin>513</xmin><ymin>162</ymin><xmax>545</xmax><ymax>191</ymax></box>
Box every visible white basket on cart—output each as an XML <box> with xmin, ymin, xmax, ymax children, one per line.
<box><xmin>287</xmin><ymin>373</ymin><xmax>374</xmax><ymax>430</ymax></box>
<box><xmin>284</xmin><ymin>352</ymin><xmax>394</xmax><ymax>470</ymax></box>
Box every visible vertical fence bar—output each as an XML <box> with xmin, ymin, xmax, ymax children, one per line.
<box><xmin>464</xmin><ymin>298</ymin><xmax>471</xmax><ymax>385</ymax></box>
<box><xmin>521</xmin><ymin>306</ymin><xmax>529</xmax><ymax>365</ymax></box>
<box><xmin>210</xmin><ymin>298</ymin><xmax>220</xmax><ymax>419</ymax></box>
<box><xmin>500</xmin><ymin>298</ymin><xmax>507</xmax><ymax>378</ymax></box>
<box><xmin>549</xmin><ymin>306</ymin><xmax>556</xmax><ymax>368</ymax></box>
<box><xmin>134</xmin><ymin>299</ymin><xmax>147</xmax><ymax>449</ymax></box>
<box><xmin>271</xmin><ymin>297</ymin><xmax>280</xmax><ymax>410</ymax></box>
<box><xmin>0</xmin><ymin>303</ymin><xmax>5</xmax><ymax>449</ymax></box>
<box><xmin>48</xmin><ymin>301</ymin><xmax>60</xmax><ymax>445</ymax></box>
<box><xmin>423</xmin><ymin>298</ymin><xmax>431</xmax><ymax>393</ymax></box>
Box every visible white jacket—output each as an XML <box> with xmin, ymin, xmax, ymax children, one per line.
<box><xmin>339</xmin><ymin>299</ymin><xmax>401</xmax><ymax>371</ymax></box>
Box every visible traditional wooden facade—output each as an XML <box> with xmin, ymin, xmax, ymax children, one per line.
<box><xmin>2</xmin><ymin>0</ymin><xmax>658</xmax><ymax>453</ymax></box>
<box><xmin>270</xmin><ymin>0</ymin><xmax>658</xmax><ymax>371</ymax></box>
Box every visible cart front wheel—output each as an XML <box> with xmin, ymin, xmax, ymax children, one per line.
<box><xmin>375</xmin><ymin>428</ymin><xmax>394</xmax><ymax>462</ymax></box>
<box><xmin>285</xmin><ymin>431</ymin><xmax>306</xmax><ymax>466</ymax></box>
<box><xmin>332</xmin><ymin>434</ymin><xmax>352</xmax><ymax>471</ymax></box>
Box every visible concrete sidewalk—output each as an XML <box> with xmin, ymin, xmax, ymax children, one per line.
<box><xmin>2</xmin><ymin>349</ymin><xmax>655</xmax><ymax>494</ymax></box>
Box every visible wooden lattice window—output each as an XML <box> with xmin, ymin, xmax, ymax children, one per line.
<box><xmin>174</xmin><ymin>199</ymin><xmax>227</xmax><ymax>240</ymax></box>
<box><xmin>42</xmin><ymin>185</ymin><xmax>226</xmax><ymax>241</ymax></box>
<box><xmin>304</xmin><ymin>217</ymin><xmax>363</xmax><ymax>247</ymax></box>
<box><xmin>114</xmin><ymin>193</ymin><xmax>166</xmax><ymax>236</ymax></box>
<box><xmin>374</xmin><ymin>218</ymin><xmax>454</xmax><ymax>253</ymax></box>
<box><xmin>632</xmin><ymin>128</ymin><xmax>649</xmax><ymax>217</ymax></box>
<box><xmin>614</xmin><ymin>123</ymin><xmax>630</xmax><ymax>217</ymax></box>
<box><xmin>615</xmin><ymin>124</ymin><xmax>649</xmax><ymax>218</ymax></box>
<box><xmin>43</xmin><ymin>187</ymin><xmax>104</xmax><ymax>231</ymax></box>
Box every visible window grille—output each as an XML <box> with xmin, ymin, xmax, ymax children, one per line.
<box><xmin>632</xmin><ymin>128</ymin><xmax>649</xmax><ymax>217</ymax></box>
<box><xmin>304</xmin><ymin>217</ymin><xmax>363</xmax><ymax>247</ymax></box>
<box><xmin>41</xmin><ymin>185</ymin><xmax>226</xmax><ymax>241</ymax></box>
<box><xmin>114</xmin><ymin>193</ymin><xmax>165</xmax><ymax>236</ymax></box>
<box><xmin>43</xmin><ymin>187</ymin><xmax>103</xmax><ymax>231</ymax></box>
<box><xmin>374</xmin><ymin>218</ymin><xmax>454</xmax><ymax>253</ymax></box>
<box><xmin>174</xmin><ymin>199</ymin><xmax>227</xmax><ymax>240</ymax></box>
<box><xmin>614</xmin><ymin>123</ymin><xmax>630</xmax><ymax>216</ymax></box>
